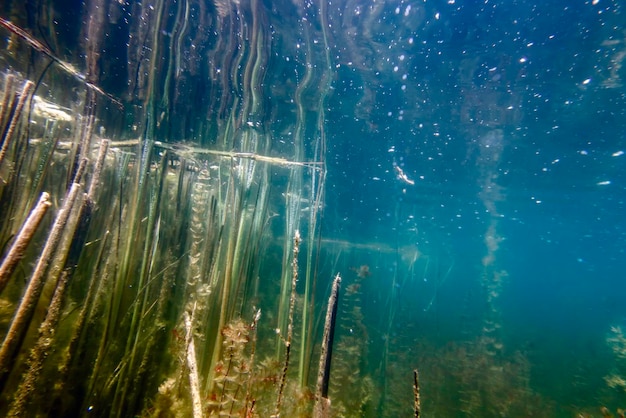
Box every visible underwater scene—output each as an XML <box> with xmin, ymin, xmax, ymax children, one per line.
<box><xmin>0</xmin><ymin>0</ymin><xmax>625</xmax><ymax>416</ymax></box>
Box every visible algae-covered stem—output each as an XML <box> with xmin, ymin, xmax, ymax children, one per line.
<box><xmin>313</xmin><ymin>273</ymin><xmax>341</xmax><ymax>418</ymax></box>
<box><xmin>184</xmin><ymin>306</ymin><xmax>203</xmax><ymax>418</ymax></box>
<box><xmin>274</xmin><ymin>229</ymin><xmax>301</xmax><ymax>417</ymax></box>
<box><xmin>0</xmin><ymin>73</ymin><xmax>15</xmax><ymax>129</ymax></box>
<box><xmin>413</xmin><ymin>368</ymin><xmax>421</xmax><ymax>418</ymax></box>
<box><xmin>0</xmin><ymin>182</ymin><xmax>82</xmax><ymax>388</ymax></box>
<box><xmin>0</xmin><ymin>79</ymin><xmax>35</xmax><ymax>168</ymax></box>
<box><xmin>0</xmin><ymin>192</ymin><xmax>51</xmax><ymax>293</ymax></box>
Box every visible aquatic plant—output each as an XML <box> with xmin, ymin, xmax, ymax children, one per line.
<box><xmin>328</xmin><ymin>269</ymin><xmax>373</xmax><ymax>417</ymax></box>
<box><xmin>605</xmin><ymin>325</ymin><xmax>626</xmax><ymax>398</ymax></box>
<box><xmin>2</xmin><ymin>2</ymin><xmax>324</xmax><ymax>411</ymax></box>
<box><xmin>3</xmin><ymin>1</ymin><xmax>619</xmax><ymax>417</ymax></box>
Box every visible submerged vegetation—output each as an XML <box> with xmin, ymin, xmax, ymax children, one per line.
<box><xmin>0</xmin><ymin>65</ymin><xmax>328</xmax><ymax>415</ymax></box>
<box><xmin>0</xmin><ymin>0</ymin><xmax>625</xmax><ymax>416</ymax></box>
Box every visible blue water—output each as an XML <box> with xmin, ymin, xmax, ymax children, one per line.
<box><xmin>316</xmin><ymin>0</ymin><xmax>626</xmax><ymax>414</ymax></box>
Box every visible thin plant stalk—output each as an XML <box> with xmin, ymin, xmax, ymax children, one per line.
<box><xmin>184</xmin><ymin>307</ymin><xmax>203</xmax><ymax>418</ymax></box>
<box><xmin>275</xmin><ymin>172</ymin><xmax>302</xmax><ymax>357</ymax></box>
<box><xmin>413</xmin><ymin>369</ymin><xmax>421</xmax><ymax>418</ymax></box>
<box><xmin>275</xmin><ymin>230</ymin><xmax>301</xmax><ymax>417</ymax></box>
<box><xmin>88</xmin><ymin>139</ymin><xmax>109</xmax><ymax>199</ymax></box>
<box><xmin>105</xmin><ymin>141</ymin><xmax>149</xmax><ymax>367</ymax></box>
<box><xmin>113</xmin><ymin>150</ymin><xmax>167</xmax><ymax>414</ymax></box>
<box><xmin>45</xmin><ymin>138</ymin><xmax>108</xmax><ymax>390</ymax></box>
<box><xmin>102</xmin><ymin>140</ymin><xmax>151</xmax><ymax>411</ymax></box>
<box><xmin>313</xmin><ymin>273</ymin><xmax>341</xmax><ymax>418</ymax></box>
<box><xmin>22</xmin><ymin>119</ymin><xmax>62</xmax><ymax>214</ymax></box>
<box><xmin>0</xmin><ymin>80</ymin><xmax>34</xmax><ymax>168</ymax></box>
<box><xmin>244</xmin><ymin>308</ymin><xmax>261</xmax><ymax>416</ymax></box>
<box><xmin>298</xmin><ymin>162</ymin><xmax>325</xmax><ymax>387</ymax></box>
<box><xmin>0</xmin><ymin>18</ymin><xmax>122</xmax><ymax>107</ymax></box>
<box><xmin>0</xmin><ymin>73</ymin><xmax>15</xmax><ymax>131</ymax></box>
<box><xmin>206</xmin><ymin>162</ymin><xmax>245</xmax><ymax>390</ymax></box>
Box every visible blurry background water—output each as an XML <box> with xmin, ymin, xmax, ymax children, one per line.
<box><xmin>0</xmin><ymin>0</ymin><xmax>625</xmax><ymax>416</ymax></box>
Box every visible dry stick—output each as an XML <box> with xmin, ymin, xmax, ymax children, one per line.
<box><xmin>184</xmin><ymin>307</ymin><xmax>203</xmax><ymax>418</ymax></box>
<box><xmin>274</xmin><ymin>230</ymin><xmax>301</xmax><ymax>417</ymax></box>
<box><xmin>109</xmin><ymin>139</ymin><xmax>323</xmax><ymax>169</ymax></box>
<box><xmin>153</xmin><ymin>140</ymin><xmax>322</xmax><ymax>169</ymax></box>
<box><xmin>0</xmin><ymin>80</ymin><xmax>35</xmax><ymax>167</ymax></box>
<box><xmin>313</xmin><ymin>273</ymin><xmax>341</xmax><ymax>418</ymax></box>
<box><xmin>413</xmin><ymin>369</ymin><xmax>421</xmax><ymax>418</ymax></box>
<box><xmin>0</xmin><ymin>182</ymin><xmax>81</xmax><ymax>387</ymax></box>
<box><xmin>0</xmin><ymin>192</ymin><xmax>51</xmax><ymax>293</ymax></box>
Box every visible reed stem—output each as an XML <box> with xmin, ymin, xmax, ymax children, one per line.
<box><xmin>0</xmin><ymin>80</ymin><xmax>34</xmax><ymax>168</ymax></box>
<box><xmin>184</xmin><ymin>308</ymin><xmax>203</xmax><ymax>418</ymax></box>
<box><xmin>7</xmin><ymin>265</ymin><xmax>71</xmax><ymax>417</ymax></box>
<box><xmin>88</xmin><ymin>139</ymin><xmax>109</xmax><ymax>200</ymax></box>
<box><xmin>0</xmin><ymin>18</ymin><xmax>122</xmax><ymax>107</ymax></box>
<box><xmin>0</xmin><ymin>182</ymin><xmax>81</xmax><ymax>388</ymax></box>
<box><xmin>0</xmin><ymin>192</ymin><xmax>51</xmax><ymax>293</ymax></box>
<box><xmin>0</xmin><ymin>73</ymin><xmax>15</xmax><ymax>130</ymax></box>
<box><xmin>313</xmin><ymin>273</ymin><xmax>341</xmax><ymax>418</ymax></box>
<box><xmin>413</xmin><ymin>368</ymin><xmax>421</xmax><ymax>418</ymax></box>
<box><xmin>275</xmin><ymin>230</ymin><xmax>301</xmax><ymax>417</ymax></box>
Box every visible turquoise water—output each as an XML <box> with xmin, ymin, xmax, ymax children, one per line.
<box><xmin>0</xmin><ymin>0</ymin><xmax>625</xmax><ymax>416</ymax></box>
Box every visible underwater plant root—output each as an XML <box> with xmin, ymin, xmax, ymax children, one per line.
<box><xmin>0</xmin><ymin>192</ymin><xmax>51</xmax><ymax>294</ymax></box>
